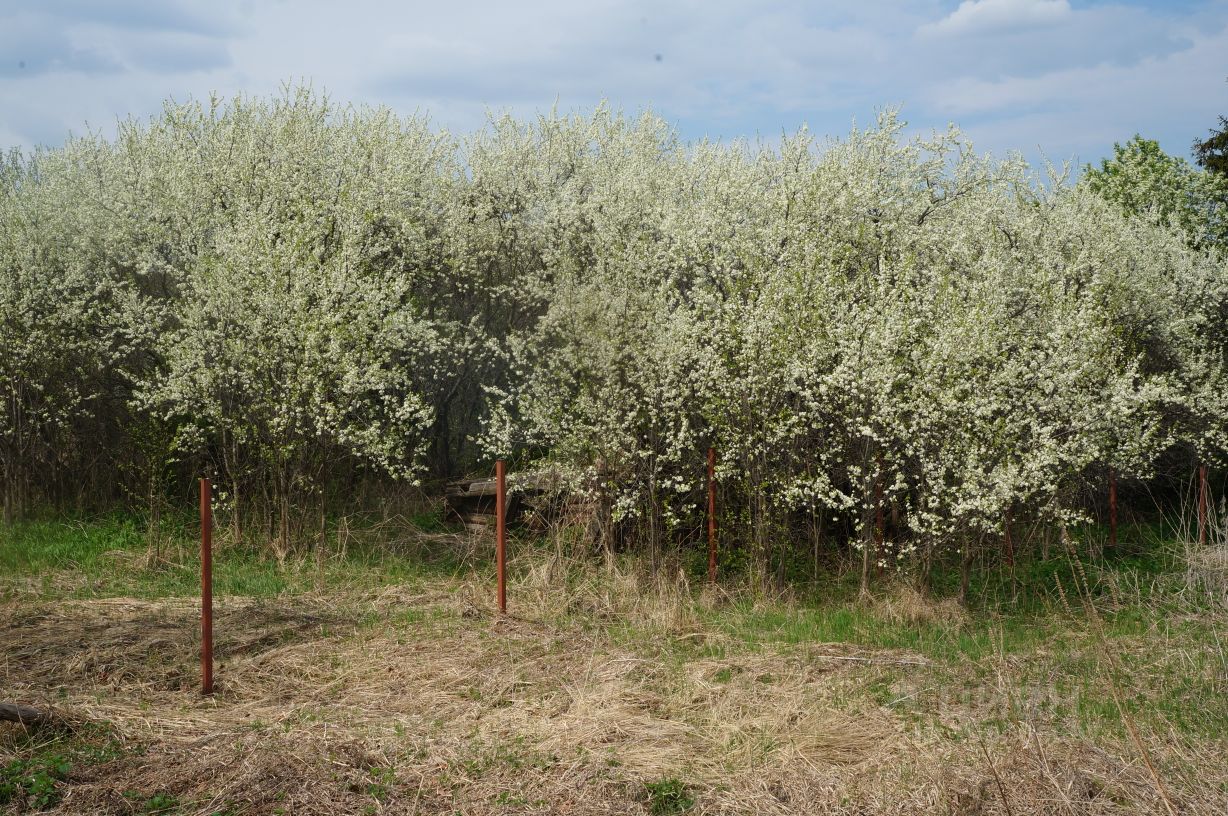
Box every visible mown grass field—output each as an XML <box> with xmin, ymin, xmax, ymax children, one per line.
<box><xmin>2</xmin><ymin>514</ymin><xmax>1225</xmax><ymax>815</ymax></box>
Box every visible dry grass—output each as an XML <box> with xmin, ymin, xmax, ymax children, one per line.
<box><xmin>510</xmin><ymin>548</ymin><xmax>704</xmax><ymax>634</ymax></box>
<box><xmin>1185</xmin><ymin>541</ymin><xmax>1228</xmax><ymax>606</ymax></box>
<box><xmin>2</xmin><ymin>554</ymin><xmax>1226</xmax><ymax>815</ymax></box>
<box><xmin>871</xmin><ymin>583</ymin><xmax>968</xmax><ymax>629</ymax></box>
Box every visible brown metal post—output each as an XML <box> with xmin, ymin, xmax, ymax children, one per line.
<box><xmin>707</xmin><ymin>447</ymin><xmax>717</xmax><ymax>584</ymax></box>
<box><xmin>200</xmin><ymin>478</ymin><xmax>213</xmax><ymax>696</ymax></box>
<box><xmin>1107</xmin><ymin>469</ymin><xmax>1118</xmax><ymax>552</ymax></box>
<box><xmin>496</xmin><ymin>460</ymin><xmax>507</xmax><ymax>614</ymax></box>
<box><xmin>1198</xmin><ymin>463</ymin><xmax>1209</xmax><ymax>548</ymax></box>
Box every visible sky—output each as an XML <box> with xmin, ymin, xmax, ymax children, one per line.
<box><xmin>1</xmin><ymin>0</ymin><xmax>1226</xmax><ymax>169</ymax></box>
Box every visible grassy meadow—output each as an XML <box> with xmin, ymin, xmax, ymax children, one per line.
<box><xmin>2</xmin><ymin>512</ymin><xmax>1226</xmax><ymax>815</ymax></box>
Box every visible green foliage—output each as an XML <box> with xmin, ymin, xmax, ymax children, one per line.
<box><xmin>1193</xmin><ymin>113</ymin><xmax>1228</xmax><ymax>178</ymax></box>
<box><xmin>0</xmin><ymin>728</ymin><xmax>123</xmax><ymax>812</ymax></box>
<box><xmin>140</xmin><ymin>791</ymin><xmax>179</xmax><ymax>813</ymax></box>
<box><xmin>643</xmin><ymin>777</ymin><xmax>695</xmax><ymax>815</ymax></box>
<box><xmin>364</xmin><ymin>766</ymin><xmax>396</xmax><ymax>802</ymax></box>
<box><xmin>1084</xmin><ymin>134</ymin><xmax>1228</xmax><ymax>248</ymax></box>
<box><xmin>0</xmin><ymin>754</ymin><xmax>70</xmax><ymax>810</ymax></box>
<box><xmin>121</xmin><ymin>789</ymin><xmax>181</xmax><ymax>814</ymax></box>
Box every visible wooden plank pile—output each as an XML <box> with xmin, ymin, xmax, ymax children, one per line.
<box><xmin>444</xmin><ymin>476</ymin><xmax>522</xmax><ymax>532</ymax></box>
<box><xmin>444</xmin><ymin>469</ymin><xmax>573</xmax><ymax>533</ymax></box>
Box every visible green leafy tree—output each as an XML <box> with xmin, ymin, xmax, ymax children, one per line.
<box><xmin>1084</xmin><ymin>135</ymin><xmax>1228</xmax><ymax>249</ymax></box>
<box><xmin>1193</xmin><ymin>114</ymin><xmax>1228</xmax><ymax>178</ymax></box>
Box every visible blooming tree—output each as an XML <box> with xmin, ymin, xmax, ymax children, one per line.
<box><xmin>3</xmin><ymin>89</ymin><xmax>1225</xmax><ymax>577</ymax></box>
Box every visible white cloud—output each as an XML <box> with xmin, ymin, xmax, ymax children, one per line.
<box><xmin>0</xmin><ymin>0</ymin><xmax>1222</xmax><ymax>171</ymax></box>
<box><xmin>924</xmin><ymin>22</ymin><xmax>1228</xmax><ymax>164</ymax></box>
<box><xmin>919</xmin><ymin>0</ymin><xmax>1071</xmax><ymax>38</ymax></box>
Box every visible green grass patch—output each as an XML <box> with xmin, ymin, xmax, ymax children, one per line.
<box><xmin>0</xmin><ymin>511</ymin><xmax>465</xmax><ymax>601</ymax></box>
<box><xmin>643</xmin><ymin>777</ymin><xmax>695</xmax><ymax>815</ymax></box>
<box><xmin>0</xmin><ymin>726</ymin><xmax>125</xmax><ymax>812</ymax></box>
<box><xmin>697</xmin><ymin>599</ymin><xmax>1048</xmax><ymax>663</ymax></box>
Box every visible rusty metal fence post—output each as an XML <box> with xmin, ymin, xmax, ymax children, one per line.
<box><xmin>496</xmin><ymin>460</ymin><xmax>507</xmax><ymax>614</ymax></box>
<box><xmin>200</xmin><ymin>477</ymin><xmax>214</xmax><ymax>696</ymax></box>
<box><xmin>707</xmin><ymin>447</ymin><xmax>717</xmax><ymax>584</ymax></box>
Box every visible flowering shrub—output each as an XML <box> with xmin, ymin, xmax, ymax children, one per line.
<box><xmin>2</xmin><ymin>89</ymin><xmax>1224</xmax><ymax>570</ymax></box>
<box><xmin>481</xmin><ymin>112</ymin><xmax>1227</xmax><ymax>582</ymax></box>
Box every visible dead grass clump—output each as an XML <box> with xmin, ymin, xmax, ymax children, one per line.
<box><xmin>950</xmin><ymin>734</ymin><xmax>1201</xmax><ymax>816</ymax></box>
<box><xmin>1185</xmin><ymin>543</ymin><xmax>1228</xmax><ymax>605</ymax></box>
<box><xmin>532</xmin><ymin>674</ymin><xmax>699</xmax><ymax>777</ymax></box>
<box><xmin>786</xmin><ymin>710</ymin><xmax>896</xmax><ymax>766</ymax></box>
<box><xmin>511</xmin><ymin>550</ymin><xmax>703</xmax><ymax>634</ymax></box>
<box><xmin>872</xmin><ymin>582</ymin><xmax>967</xmax><ymax>628</ymax></box>
<box><xmin>673</xmin><ymin>650</ymin><xmax>903</xmax><ymax>780</ymax></box>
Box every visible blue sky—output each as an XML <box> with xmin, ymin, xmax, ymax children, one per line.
<box><xmin>1</xmin><ymin>0</ymin><xmax>1226</xmax><ymax>168</ymax></box>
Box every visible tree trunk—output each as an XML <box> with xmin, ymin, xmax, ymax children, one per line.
<box><xmin>959</xmin><ymin>539</ymin><xmax>976</xmax><ymax>606</ymax></box>
<box><xmin>859</xmin><ymin>499</ymin><xmax>875</xmax><ymax>598</ymax></box>
<box><xmin>430</xmin><ymin>402</ymin><xmax>453</xmax><ymax>478</ymax></box>
<box><xmin>1198</xmin><ymin>463</ymin><xmax>1209</xmax><ymax>548</ymax></box>
<box><xmin>810</xmin><ymin>509</ymin><xmax>821</xmax><ymax>582</ymax></box>
<box><xmin>146</xmin><ymin>469</ymin><xmax>162</xmax><ymax>561</ymax></box>
<box><xmin>874</xmin><ymin>483</ymin><xmax>885</xmax><ymax>579</ymax></box>
<box><xmin>222</xmin><ymin>431</ymin><xmax>243</xmax><ymax>545</ymax></box>
<box><xmin>1003</xmin><ymin>509</ymin><xmax>1014</xmax><ymax>567</ymax></box>
<box><xmin>1107</xmin><ymin>469</ymin><xmax>1118</xmax><ymax>552</ymax></box>
<box><xmin>279</xmin><ymin>492</ymin><xmax>291</xmax><ymax>561</ymax></box>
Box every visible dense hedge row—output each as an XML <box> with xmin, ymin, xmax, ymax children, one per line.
<box><xmin>2</xmin><ymin>89</ymin><xmax>1225</xmax><ymax>576</ymax></box>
